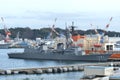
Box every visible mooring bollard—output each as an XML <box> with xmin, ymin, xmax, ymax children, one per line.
<box><xmin>35</xmin><ymin>69</ymin><xmax>43</xmax><ymax>74</ymax></box>
<box><xmin>0</xmin><ymin>71</ymin><xmax>5</xmax><ymax>75</ymax></box>
<box><xmin>5</xmin><ymin>70</ymin><xmax>12</xmax><ymax>75</ymax></box>
<box><xmin>57</xmin><ymin>67</ymin><xmax>63</xmax><ymax>73</ymax></box>
<box><xmin>78</xmin><ymin>66</ymin><xmax>84</xmax><ymax>71</ymax></box>
<box><xmin>63</xmin><ymin>67</ymin><xmax>68</xmax><ymax>72</ymax></box>
<box><xmin>73</xmin><ymin>66</ymin><xmax>78</xmax><ymax>71</ymax></box>
<box><xmin>68</xmin><ymin>67</ymin><xmax>73</xmax><ymax>72</ymax></box>
<box><xmin>13</xmin><ymin>71</ymin><xmax>19</xmax><ymax>74</ymax></box>
<box><xmin>46</xmin><ymin>68</ymin><xmax>53</xmax><ymax>73</ymax></box>
<box><xmin>52</xmin><ymin>68</ymin><xmax>58</xmax><ymax>73</ymax></box>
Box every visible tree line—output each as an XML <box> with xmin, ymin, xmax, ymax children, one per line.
<box><xmin>0</xmin><ymin>27</ymin><xmax>120</xmax><ymax>40</ymax></box>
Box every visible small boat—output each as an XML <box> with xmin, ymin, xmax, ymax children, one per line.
<box><xmin>0</xmin><ymin>40</ymin><xmax>10</xmax><ymax>49</ymax></box>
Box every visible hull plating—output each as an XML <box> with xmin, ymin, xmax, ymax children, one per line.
<box><xmin>8</xmin><ymin>52</ymin><xmax>111</xmax><ymax>62</ymax></box>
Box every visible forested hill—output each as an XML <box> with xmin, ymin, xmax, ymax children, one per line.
<box><xmin>0</xmin><ymin>27</ymin><xmax>120</xmax><ymax>40</ymax></box>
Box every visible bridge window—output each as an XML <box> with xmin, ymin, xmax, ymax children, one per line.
<box><xmin>106</xmin><ymin>45</ymin><xmax>113</xmax><ymax>51</ymax></box>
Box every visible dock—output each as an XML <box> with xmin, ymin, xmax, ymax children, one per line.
<box><xmin>0</xmin><ymin>62</ymin><xmax>120</xmax><ymax>75</ymax></box>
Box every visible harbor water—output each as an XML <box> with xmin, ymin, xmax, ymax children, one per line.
<box><xmin>0</xmin><ymin>48</ymin><xmax>84</xmax><ymax>80</ymax></box>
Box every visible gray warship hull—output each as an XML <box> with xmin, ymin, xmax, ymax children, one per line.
<box><xmin>8</xmin><ymin>51</ymin><xmax>112</xmax><ymax>62</ymax></box>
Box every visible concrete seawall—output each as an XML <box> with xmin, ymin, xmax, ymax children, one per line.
<box><xmin>0</xmin><ymin>62</ymin><xmax>120</xmax><ymax>75</ymax></box>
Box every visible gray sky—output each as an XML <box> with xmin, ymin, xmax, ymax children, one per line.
<box><xmin>0</xmin><ymin>0</ymin><xmax>120</xmax><ymax>32</ymax></box>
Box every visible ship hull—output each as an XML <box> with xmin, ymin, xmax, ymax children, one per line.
<box><xmin>8</xmin><ymin>52</ymin><xmax>111</xmax><ymax>62</ymax></box>
<box><xmin>0</xmin><ymin>44</ymin><xmax>10</xmax><ymax>49</ymax></box>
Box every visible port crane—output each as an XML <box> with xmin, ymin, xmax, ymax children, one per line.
<box><xmin>1</xmin><ymin>17</ymin><xmax>11</xmax><ymax>42</ymax></box>
<box><xmin>91</xmin><ymin>17</ymin><xmax>113</xmax><ymax>49</ymax></box>
<box><xmin>91</xmin><ymin>17</ymin><xmax>113</xmax><ymax>44</ymax></box>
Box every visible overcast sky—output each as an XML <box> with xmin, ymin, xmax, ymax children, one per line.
<box><xmin>0</xmin><ymin>0</ymin><xmax>120</xmax><ymax>32</ymax></box>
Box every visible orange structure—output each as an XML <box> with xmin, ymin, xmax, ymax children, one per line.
<box><xmin>94</xmin><ymin>44</ymin><xmax>102</xmax><ymax>47</ymax></box>
<box><xmin>72</xmin><ymin>35</ymin><xmax>85</xmax><ymax>41</ymax></box>
<box><xmin>109</xmin><ymin>53</ymin><xmax>120</xmax><ymax>59</ymax></box>
<box><xmin>85</xmin><ymin>50</ymin><xmax>106</xmax><ymax>55</ymax></box>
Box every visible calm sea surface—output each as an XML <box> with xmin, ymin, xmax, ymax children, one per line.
<box><xmin>0</xmin><ymin>48</ymin><xmax>86</xmax><ymax>80</ymax></box>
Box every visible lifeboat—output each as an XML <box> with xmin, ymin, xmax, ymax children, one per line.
<box><xmin>94</xmin><ymin>44</ymin><xmax>102</xmax><ymax>47</ymax></box>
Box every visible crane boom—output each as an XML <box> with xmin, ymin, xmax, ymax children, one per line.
<box><xmin>1</xmin><ymin>17</ymin><xmax>11</xmax><ymax>35</ymax></box>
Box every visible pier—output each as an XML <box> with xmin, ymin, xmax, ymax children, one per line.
<box><xmin>0</xmin><ymin>62</ymin><xmax>120</xmax><ymax>75</ymax></box>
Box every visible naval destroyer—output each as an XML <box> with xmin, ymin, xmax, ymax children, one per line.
<box><xmin>8</xmin><ymin>44</ymin><xmax>112</xmax><ymax>62</ymax></box>
<box><xmin>8</xmin><ymin>22</ymin><xmax>112</xmax><ymax>62</ymax></box>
